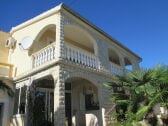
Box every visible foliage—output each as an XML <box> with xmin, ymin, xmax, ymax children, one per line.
<box><xmin>105</xmin><ymin>65</ymin><xmax>168</xmax><ymax>125</ymax></box>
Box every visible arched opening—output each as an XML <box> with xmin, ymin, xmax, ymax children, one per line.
<box><xmin>65</xmin><ymin>77</ymin><xmax>99</xmax><ymax>126</ymax></box>
<box><xmin>29</xmin><ymin>24</ymin><xmax>56</xmax><ymax>68</ymax></box>
<box><xmin>64</xmin><ymin>25</ymin><xmax>96</xmax><ymax>53</ymax></box>
<box><xmin>28</xmin><ymin>75</ymin><xmax>54</xmax><ymax>126</ymax></box>
<box><xmin>64</xmin><ymin>25</ymin><xmax>98</xmax><ymax>69</ymax></box>
<box><xmin>29</xmin><ymin>24</ymin><xmax>56</xmax><ymax>55</ymax></box>
<box><xmin>108</xmin><ymin>49</ymin><xmax>125</xmax><ymax>75</ymax></box>
<box><xmin>124</xmin><ymin>57</ymin><xmax>132</xmax><ymax>70</ymax></box>
<box><xmin>108</xmin><ymin>49</ymin><xmax>120</xmax><ymax>65</ymax></box>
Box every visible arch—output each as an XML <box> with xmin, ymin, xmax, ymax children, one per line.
<box><xmin>64</xmin><ymin>76</ymin><xmax>101</xmax><ymax>126</ymax></box>
<box><xmin>32</xmin><ymin>75</ymin><xmax>55</xmax><ymax>88</ymax></box>
<box><xmin>28</xmin><ymin>75</ymin><xmax>55</xmax><ymax>125</ymax></box>
<box><xmin>108</xmin><ymin>48</ymin><xmax>120</xmax><ymax>65</ymax></box>
<box><xmin>28</xmin><ymin>24</ymin><xmax>56</xmax><ymax>55</ymax></box>
<box><xmin>64</xmin><ymin>25</ymin><xmax>97</xmax><ymax>54</ymax></box>
<box><xmin>124</xmin><ymin>57</ymin><xmax>133</xmax><ymax>70</ymax></box>
<box><xmin>64</xmin><ymin>72</ymin><xmax>101</xmax><ymax>89</ymax></box>
<box><xmin>34</xmin><ymin>24</ymin><xmax>56</xmax><ymax>42</ymax></box>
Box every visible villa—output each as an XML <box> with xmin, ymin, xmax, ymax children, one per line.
<box><xmin>0</xmin><ymin>3</ymin><xmax>141</xmax><ymax>126</ymax></box>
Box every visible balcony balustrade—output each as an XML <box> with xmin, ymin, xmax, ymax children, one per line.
<box><xmin>31</xmin><ymin>43</ymin><xmax>126</xmax><ymax>76</ymax></box>
<box><xmin>110</xmin><ymin>62</ymin><xmax>125</xmax><ymax>75</ymax></box>
<box><xmin>32</xmin><ymin>43</ymin><xmax>55</xmax><ymax>68</ymax></box>
<box><xmin>64</xmin><ymin>44</ymin><xmax>99</xmax><ymax>69</ymax></box>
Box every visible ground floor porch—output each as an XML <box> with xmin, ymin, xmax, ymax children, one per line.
<box><xmin>10</xmin><ymin>65</ymin><xmax>112</xmax><ymax>126</ymax></box>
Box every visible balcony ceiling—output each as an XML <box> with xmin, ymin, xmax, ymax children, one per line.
<box><xmin>64</xmin><ymin>25</ymin><xmax>94</xmax><ymax>50</ymax></box>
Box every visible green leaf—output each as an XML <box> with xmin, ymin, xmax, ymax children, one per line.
<box><xmin>136</xmin><ymin>106</ymin><xmax>150</xmax><ymax>121</ymax></box>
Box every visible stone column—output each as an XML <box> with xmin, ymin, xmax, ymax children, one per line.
<box><xmin>131</xmin><ymin>60</ymin><xmax>140</xmax><ymax>70</ymax></box>
<box><xmin>97</xmin><ymin>82</ymin><xmax>104</xmax><ymax>126</ymax></box>
<box><xmin>53</xmin><ymin>66</ymin><xmax>65</xmax><ymax>126</ymax></box>
<box><xmin>119</xmin><ymin>54</ymin><xmax>125</xmax><ymax>68</ymax></box>
<box><xmin>55</xmin><ymin>13</ymin><xmax>64</xmax><ymax>61</ymax></box>
<box><xmin>25</xmin><ymin>78</ymin><xmax>35</xmax><ymax>126</ymax></box>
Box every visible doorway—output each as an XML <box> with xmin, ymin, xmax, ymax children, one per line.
<box><xmin>65</xmin><ymin>83</ymin><xmax>72</xmax><ymax>126</ymax></box>
<box><xmin>34</xmin><ymin>88</ymin><xmax>54</xmax><ymax>125</ymax></box>
<box><xmin>65</xmin><ymin>77</ymin><xmax>100</xmax><ymax>126</ymax></box>
<box><xmin>30</xmin><ymin>76</ymin><xmax>54</xmax><ymax>126</ymax></box>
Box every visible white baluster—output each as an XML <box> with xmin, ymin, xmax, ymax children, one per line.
<box><xmin>83</xmin><ymin>54</ymin><xmax>85</xmax><ymax>65</ymax></box>
<box><xmin>70</xmin><ymin>48</ymin><xmax>72</xmax><ymax>61</ymax></box>
<box><xmin>79</xmin><ymin>52</ymin><xmax>82</xmax><ymax>64</ymax></box>
<box><xmin>35</xmin><ymin>55</ymin><xmax>38</xmax><ymax>67</ymax></box>
<box><xmin>41</xmin><ymin>52</ymin><xmax>44</xmax><ymax>64</ymax></box>
<box><xmin>74</xmin><ymin>50</ymin><xmax>77</xmax><ymax>63</ymax></box>
<box><xmin>38</xmin><ymin>54</ymin><xmax>40</xmax><ymax>66</ymax></box>
<box><xmin>44</xmin><ymin>50</ymin><xmax>46</xmax><ymax>62</ymax></box>
<box><xmin>33</xmin><ymin>55</ymin><xmax>35</xmax><ymax>68</ymax></box>
<box><xmin>50</xmin><ymin>48</ymin><xmax>54</xmax><ymax>60</ymax></box>
<box><xmin>76</xmin><ymin>51</ymin><xmax>79</xmax><ymax>63</ymax></box>
<box><xmin>64</xmin><ymin>46</ymin><xmax>67</xmax><ymax>59</ymax></box>
<box><xmin>87</xmin><ymin>56</ymin><xmax>90</xmax><ymax>67</ymax></box>
<box><xmin>67</xmin><ymin>47</ymin><xmax>70</xmax><ymax>60</ymax></box>
<box><xmin>41</xmin><ymin>53</ymin><xmax>43</xmax><ymax>65</ymax></box>
<box><xmin>88</xmin><ymin>56</ymin><xmax>91</xmax><ymax>67</ymax></box>
<box><xmin>34</xmin><ymin>55</ymin><xmax>36</xmax><ymax>67</ymax></box>
<box><xmin>71</xmin><ymin>48</ymin><xmax>74</xmax><ymax>61</ymax></box>
<box><xmin>52</xmin><ymin>46</ymin><xmax>55</xmax><ymax>59</ymax></box>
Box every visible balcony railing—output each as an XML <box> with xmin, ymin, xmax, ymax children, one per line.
<box><xmin>110</xmin><ymin>62</ymin><xmax>125</xmax><ymax>75</ymax></box>
<box><xmin>32</xmin><ymin>43</ymin><xmax>55</xmax><ymax>68</ymax></box>
<box><xmin>64</xmin><ymin>44</ymin><xmax>99</xmax><ymax>69</ymax></box>
<box><xmin>0</xmin><ymin>62</ymin><xmax>13</xmax><ymax>78</ymax></box>
<box><xmin>31</xmin><ymin>43</ymin><xmax>126</xmax><ymax>76</ymax></box>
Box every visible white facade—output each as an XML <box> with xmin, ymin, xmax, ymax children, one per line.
<box><xmin>8</xmin><ymin>3</ymin><xmax>141</xmax><ymax>126</ymax></box>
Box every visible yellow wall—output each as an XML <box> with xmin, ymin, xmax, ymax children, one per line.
<box><xmin>10</xmin><ymin>13</ymin><xmax>59</xmax><ymax>76</ymax></box>
<box><xmin>0</xmin><ymin>31</ymin><xmax>10</xmax><ymax>63</ymax></box>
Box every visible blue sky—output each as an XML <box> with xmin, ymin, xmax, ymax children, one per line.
<box><xmin>1</xmin><ymin>0</ymin><xmax>168</xmax><ymax>68</ymax></box>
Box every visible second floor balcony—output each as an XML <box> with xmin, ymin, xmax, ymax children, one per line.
<box><xmin>29</xmin><ymin>24</ymin><xmax>137</xmax><ymax>76</ymax></box>
<box><xmin>31</xmin><ymin>42</ymin><xmax>128</xmax><ymax>76</ymax></box>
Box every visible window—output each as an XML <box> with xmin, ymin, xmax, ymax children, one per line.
<box><xmin>85</xmin><ymin>93</ymin><xmax>99</xmax><ymax>110</ymax></box>
<box><xmin>84</xmin><ymin>86</ymin><xmax>99</xmax><ymax>110</ymax></box>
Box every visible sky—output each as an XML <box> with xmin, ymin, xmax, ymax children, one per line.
<box><xmin>0</xmin><ymin>0</ymin><xmax>168</xmax><ymax>68</ymax></box>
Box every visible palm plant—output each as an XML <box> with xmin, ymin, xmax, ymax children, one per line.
<box><xmin>0</xmin><ymin>78</ymin><xmax>14</xmax><ymax>97</ymax></box>
<box><xmin>105</xmin><ymin>65</ymin><xmax>168</xmax><ymax>125</ymax></box>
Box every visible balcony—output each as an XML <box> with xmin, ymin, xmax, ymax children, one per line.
<box><xmin>31</xmin><ymin>42</ymin><xmax>126</xmax><ymax>76</ymax></box>
<box><xmin>32</xmin><ymin>43</ymin><xmax>55</xmax><ymax>68</ymax></box>
<box><xmin>109</xmin><ymin>62</ymin><xmax>125</xmax><ymax>75</ymax></box>
<box><xmin>64</xmin><ymin>44</ymin><xmax>99</xmax><ymax>69</ymax></box>
<box><xmin>0</xmin><ymin>62</ymin><xmax>13</xmax><ymax>78</ymax></box>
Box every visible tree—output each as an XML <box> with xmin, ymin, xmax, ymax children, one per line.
<box><xmin>105</xmin><ymin>65</ymin><xmax>168</xmax><ymax>126</ymax></box>
<box><xmin>0</xmin><ymin>78</ymin><xmax>14</xmax><ymax>97</ymax></box>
